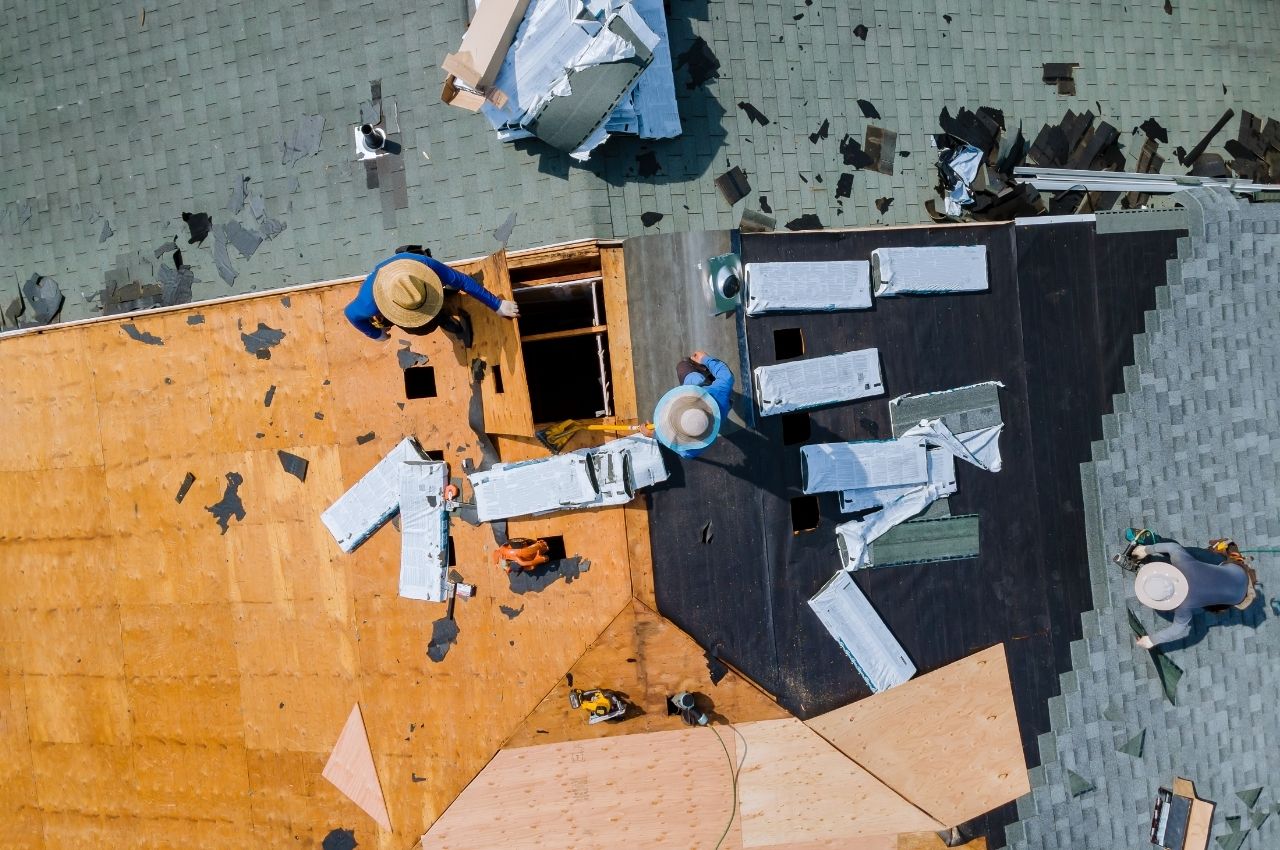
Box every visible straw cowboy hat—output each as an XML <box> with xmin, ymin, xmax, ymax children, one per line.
<box><xmin>373</xmin><ymin>258</ymin><xmax>445</xmax><ymax>328</ymax></box>
<box><xmin>653</xmin><ymin>385</ymin><xmax>721</xmax><ymax>452</ymax></box>
<box><xmin>1134</xmin><ymin>561</ymin><xmax>1190</xmax><ymax>611</ymax></box>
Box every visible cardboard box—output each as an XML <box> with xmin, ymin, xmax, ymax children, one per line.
<box><xmin>441</xmin><ymin>0</ymin><xmax>532</xmax><ymax>110</ymax></box>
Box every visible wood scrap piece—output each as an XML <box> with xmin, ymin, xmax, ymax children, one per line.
<box><xmin>421</xmin><ymin>727</ymin><xmax>737</xmax><ymax>848</ymax></box>
<box><xmin>805</xmin><ymin>643</ymin><xmax>1029</xmax><ymax>827</ymax></box>
<box><xmin>323</xmin><ymin>703</ymin><xmax>392</xmax><ymax>831</ymax></box>
<box><xmin>737</xmin><ymin>717</ymin><xmax>944</xmax><ymax>846</ymax></box>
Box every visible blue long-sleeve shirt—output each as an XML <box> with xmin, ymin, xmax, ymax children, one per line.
<box><xmin>674</xmin><ymin>356</ymin><xmax>734</xmax><ymax>459</ymax></box>
<box><xmin>344</xmin><ymin>253</ymin><xmax>502</xmax><ymax>340</ymax></box>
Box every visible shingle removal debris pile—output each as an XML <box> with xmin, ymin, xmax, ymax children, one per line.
<box><xmin>933</xmin><ymin>105</ymin><xmax>1280</xmax><ymax>222</ymax></box>
<box><xmin>442</xmin><ymin>0</ymin><xmax>680</xmax><ymax>159</ymax></box>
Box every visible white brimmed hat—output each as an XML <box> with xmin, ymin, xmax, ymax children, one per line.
<box><xmin>373</xmin><ymin>258</ymin><xmax>444</xmax><ymax>328</ymax></box>
<box><xmin>1134</xmin><ymin>561</ymin><xmax>1190</xmax><ymax>611</ymax></box>
<box><xmin>653</xmin><ymin>385</ymin><xmax>721</xmax><ymax>452</ymax></box>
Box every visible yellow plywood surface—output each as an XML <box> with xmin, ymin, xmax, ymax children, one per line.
<box><xmin>737</xmin><ymin>718</ymin><xmax>944</xmax><ymax>848</ymax></box>
<box><xmin>806</xmin><ymin>644</ymin><xmax>1029</xmax><ymax>828</ymax></box>
<box><xmin>0</xmin><ymin>247</ymin><xmax>641</xmax><ymax>849</ymax></box>
<box><xmin>600</xmin><ymin>245</ymin><xmax>637</xmax><ymax>422</ymax></box>
<box><xmin>421</xmin><ymin>726</ymin><xmax>741</xmax><ymax>850</ymax></box>
<box><xmin>506</xmin><ymin>598</ymin><xmax>787</xmax><ymax>748</ymax></box>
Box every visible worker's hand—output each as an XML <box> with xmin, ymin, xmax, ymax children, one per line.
<box><xmin>691</xmin><ymin>350</ymin><xmax>709</xmax><ymax>364</ymax></box>
<box><xmin>497</xmin><ymin>300</ymin><xmax>520</xmax><ymax>319</ymax></box>
<box><xmin>1135</xmin><ymin>636</ymin><xmax>1154</xmax><ymax>650</ymax></box>
<box><xmin>1131</xmin><ymin>544</ymin><xmax>1148</xmax><ymax>559</ymax></box>
<box><xmin>640</xmin><ymin>423</ymin><xmax>655</xmax><ymax>437</ymax></box>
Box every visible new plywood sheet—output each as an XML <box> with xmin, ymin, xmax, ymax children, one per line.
<box><xmin>736</xmin><ymin>718</ymin><xmax>943</xmax><ymax>848</ymax></box>
<box><xmin>805</xmin><ymin>644</ymin><xmax>1029</xmax><ymax>827</ymax></box>
<box><xmin>323</xmin><ymin>703</ymin><xmax>392</xmax><ymax>831</ymax></box>
<box><xmin>422</xmin><ymin>726</ymin><xmax>740</xmax><ymax>850</ymax></box>
<box><xmin>505</xmin><ymin>598</ymin><xmax>787</xmax><ymax>748</ymax></box>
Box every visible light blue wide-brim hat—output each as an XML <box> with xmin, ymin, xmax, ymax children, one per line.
<box><xmin>653</xmin><ymin>384</ymin><xmax>721</xmax><ymax>453</ymax></box>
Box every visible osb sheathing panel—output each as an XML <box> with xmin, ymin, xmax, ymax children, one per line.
<box><xmin>805</xmin><ymin>644</ymin><xmax>1029</xmax><ymax>828</ymax></box>
<box><xmin>0</xmin><ymin>253</ymin><xmax>638</xmax><ymax>849</ymax></box>
<box><xmin>736</xmin><ymin>718</ymin><xmax>944</xmax><ymax>848</ymax></box>
<box><xmin>505</xmin><ymin>598</ymin><xmax>787</xmax><ymax>748</ymax></box>
<box><xmin>421</xmin><ymin>726</ymin><xmax>742</xmax><ymax>850</ymax></box>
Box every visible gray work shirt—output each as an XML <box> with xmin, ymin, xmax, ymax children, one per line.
<box><xmin>1145</xmin><ymin>542</ymin><xmax>1248</xmax><ymax>647</ymax></box>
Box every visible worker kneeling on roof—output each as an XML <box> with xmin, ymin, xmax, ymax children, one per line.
<box><xmin>649</xmin><ymin>350</ymin><xmax>733</xmax><ymax>459</ymax></box>
<box><xmin>345</xmin><ymin>248</ymin><xmax>519</xmax><ymax>343</ymax></box>
<box><xmin>1131</xmin><ymin>539</ymin><xmax>1257</xmax><ymax>649</ymax></box>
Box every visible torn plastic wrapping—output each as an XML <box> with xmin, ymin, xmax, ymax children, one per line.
<box><xmin>469</xmin><ymin>434</ymin><xmax>668</xmax><ymax>520</ymax></box>
<box><xmin>938</xmin><ymin>143</ymin><xmax>983</xmax><ymax>216</ymax></box>
<box><xmin>481</xmin><ymin>0</ymin><xmax>679</xmax><ymax>159</ymax></box>
<box><xmin>832</xmin><ymin>420</ymin><xmax>1003</xmax><ymax>570</ymax></box>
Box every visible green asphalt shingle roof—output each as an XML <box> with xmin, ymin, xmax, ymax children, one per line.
<box><xmin>2</xmin><ymin>0</ymin><xmax>1280</xmax><ymax>321</ymax></box>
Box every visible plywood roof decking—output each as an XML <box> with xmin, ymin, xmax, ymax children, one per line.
<box><xmin>505</xmin><ymin>598</ymin><xmax>788</xmax><ymax>748</ymax></box>
<box><xmin>0</xmin><ymin>251</ymin><xmax>640</xmax><ymax>847</ymax></box>
<box><xmin>806</xmin><ymin>644</ymin><xmax>1029</xmax><ymax>828</ymax></box>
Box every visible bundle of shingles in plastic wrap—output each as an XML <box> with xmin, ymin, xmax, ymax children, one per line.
<box><xmin>745</xmin><ymin>247</ymin><xmax>1004</xmax><ymax>694</ymax></box>
<box><xmin>442</xmin><ymin>0</ymin><xmax>680</xmax><ymax>159</ymax></box>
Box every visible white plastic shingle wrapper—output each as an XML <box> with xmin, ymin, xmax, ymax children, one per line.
<box><xmin>321</xmin><ymin>437</ymin><xmax>426</xmax><ymax>553</ymax></box>
<box><xmin>471</xmin><ymin>453</ymin><xmax>598</xmax><ymax>522</ymax></box>
<box><xmin>744</xmin><ymin>261</ymin><xmax>873</xmax><ymax>316</ymax></box>
<box><xmin>398</xmin><ymin>461</ymin><xmax>451</xmax><ymax>603</ymax></box>
<box><xmin>754</xmin><ymin>348</ymin><xmax>884</xmax><ymax>416</ymax></box>
<box><xmin>808</xmin><ymin>570</ymin><xmax>916</xmax><ymax>692</ymax></box>
<box><xmin>840</xmin><ymin>446</ymin><xmax>958</xmax><ymax>512</ymax></box>
<box><xmin>470</xmin><ymin>435</ymin><xmax>668</xmax><ymax>520</ymax></box>
<box><xmin>606</xmin><ymin>0</ymin><xmax>680</xmax><ymax>139</ymax></box>
<box><xmin>801</xmin><ymin>437</ymin><xmax>928</xmax><ymax>495</ymax></box>
<box><xmin>871</xmin><ymin>245</ymin><xmax>989</xmax><ymax>296</ymax></box>
<box><xmin>834</xmin><ymin>419</ymin><xmax>1001</xmax><ymax>569</ymax></box>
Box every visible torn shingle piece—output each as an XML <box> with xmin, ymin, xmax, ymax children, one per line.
<box><xmin>865</xmin><ymin>126</ymin><xmax>897</xmax><ymax>175</ymax></box>
<box><xmin>121</xmin><ymin>323</ymin><xmax>164</xmax><ymax>346</ymax></box>
<box><xmin>836</xmin><ymin>172</ymin><xmax>854</xmax><ymax>199</ymax></box>
<box><xmin>808</xmin><ymin>570</ymin><xmax>916</xmax><ymax>693</ymax></box>
<box><xmin>321</xmin><ymin>437</ymin><xmax>426</xmax><ymax>553</ymax></box>
<box><xmin>808</xmin><ymin>118</ymin><xmax>829</xmax><ymax>143</ymax></box>
<box><xmin>224</xmin><ymin>219</ymin><xmax>264</xmax><ymax>260</ymax></box>
<box><xmin>737</xmin><ymin>101</ymin><xmax>770</xmax><ymax>126</ymax></box>
<box><xmin>263</xmin><ymin>385</ymin><xmax>276</xmax><ymax>407</ymax></box>
<box><xmin>278</xmin><ymin>450</ymin><xmax>309</xmax><ymax>482</ymax></box>
<box><xmin>754</xmin><ymin>348</ymin><xmax>884</xmax><ymax>416</ymax></box>
<box><xmin>205</xmin><ymin>471</ymin><xmax>246</xmax><ymax>534</ymax></box>
<box><xmin>212</xmin><ymin>226</ymin><xmax>238</xmax><ymax>286</ymax></box>
<box><xmin>175</xmin><ymin>472</ymin><xmax>196</xmax><ymax>503</ymax></box>
<box><xmin>875</xmin><ymin>197</ymin><xmax>893</xmax><ymax>214</ymax></box>
<box><xmin>871</xmin><ymin>245</ymin><xmax>989</xmax><ymax>296</ymax></box>
<box><xmin>784</xmin><ymin>213</ymin><xmax>824</xmax><ymax>231</ymax></box>
<box><xmin>99</xmin><ymin>219</ymin><xmax>114</xmax><ymax>242</ymax></box>
<box><xmin>641</xmin><ymin>211</ymin><xmax>664</xmax><ymax>227</ymax></box>
<box><xmin>22</xmin><ymin>274</ymin><xmax>63</xmax><ymax>325</ymax></box>
<box><xmin>282</xmin><ymin>114</ymin><xmax>326</xmax><ymax>166</ymax></box>
<box><xmin>493</xmin><ymin>211</ymin><xmax>517</xmax><ymax>246</ymax></box>
<box><xmin>182</xmin><ymin>211</ymin><xmax>212</xmax><ymax>245</ymax></box>
<box><xmin>248</xmin><ymin>193</ymin><xmax>266</xmax><ymax>222</ymax></box>
<box><xmin>225</xmin><ymin>174</ymin><xmax>249</xmax><ymax>214</ymax></box>
<box><xmin>237</xmin><ymin>323</ymin><xmax>284</xmax><ymax>361</ymax></box>
<box><xmin>857</xmin><ymin>99</ymin><xmax>880</xmax><ymax>119</ymax></box>
<box><xmin>260</xmin><ymin>217</ymin><xmax>287</xmax><ymax>240</ymax></box>
<box><xmin>744</xmin><ymin>260</ymin><xmax>871</xmax><ymax>316</ymax></box>
<box><xmin>714</xmin><ymin>165</ymin><xmax>751</xmax><ymax>205</ymax></box>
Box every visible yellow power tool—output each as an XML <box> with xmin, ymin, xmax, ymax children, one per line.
<box><xmin>568</xmin><ymin>688</ymin><xmax>628</xmax><ymax>724</ymax></box>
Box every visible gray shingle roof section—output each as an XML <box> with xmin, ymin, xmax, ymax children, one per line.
<box><xmin>3</xmin><ymin>0</ymin><xmax>1280</xmax><ymax>322</ymax></box>
<box><xmin>1002</xmin><ymin>189</ymin><xmax>1280</xmax><ymax>849</ymax></box>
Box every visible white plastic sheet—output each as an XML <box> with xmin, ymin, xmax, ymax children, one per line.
<box><xmin>871</xmin><ymin>245</ymin><xmax>989</xmax><ymax>296</ymax></box>
<box><xmin>398</xmin><ymin>461</ymin><xmax>451</xmax><ymax>603</ymax></box>
<box><xmin>744</xmin><ymin>260</ymin><xmax>873</xmax><ymax>316</ymax></box>
<box><xmin>321</xmin><ymin>437</ymin><xmax>426</xmax><ymax>553</ymax></box>
<box><xmin>754</xmin><ymin>348</ymin><xmax>884</xmax><ymax>416</ymax></box>
<box><xmin>808</xmin><ymin>570</ymin><xmax>916</xmax><ymax>692</ymax></box>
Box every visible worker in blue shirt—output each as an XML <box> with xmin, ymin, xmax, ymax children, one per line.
<box><xmin>344</xmin><ymin>249</ymin><xmax>519</xmax><ymax>343</ymax></box>
<box><xmin>649</xmin><ymin>351</ymin><xmax>734</xmax><ymax>459</ymax></box>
